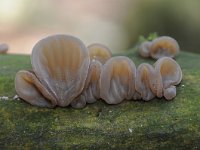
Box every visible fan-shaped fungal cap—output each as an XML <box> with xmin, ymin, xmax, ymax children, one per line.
<box><xmin>135</xmin><ymin>63</ymin><xmax>156</xmax><ymax>101</ymax></box>
<box><xmin>15</xmin><ymin>70</ymin><xmax>57</xmax><ymax>108</ymax></box>
<box><xmin>138</xmin><ymin>41</ymin><xmax>152</xmax><ymax>58</ymax></box>
<box><xmin>100</xmin><ymin>56</ymin><xmax>136</xmax><ymax>104</ymax></box>
<box><xmin>70</xmin><ymin>60</ymin><xmax>102</xmax><ymax>108</ymax></box>
<box><xmin>150</xmin><ymin>36</ymin><xmax>180</xmax><ymax>59</ymax></box>
<box><xmin>0</xmin><ymin>43</ymin><xmax>9</xmax><ymax>54</ymax></box>
<box><xmin>16</xmin><ymin>34</ymin><xmax>90</xmax><ymax>107</ymax></box>
<box><xmin>87</xmin><ymin>43</ymin><xmax>112</xmax><ymax>64</ymax></box>
<box><xmin>155</xmin><ymin>57</ymin><xmax>182</xmax><ymax>100</ymax></box>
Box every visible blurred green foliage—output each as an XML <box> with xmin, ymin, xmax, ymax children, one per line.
<box><xmin>137</xmin><ymin>32</ymin><xmax>158</xmax><ymax>45</ymax></box>
<box><xmin>124</xmin><ymin>0</ymin><xmax>200</xmax><ymax>53</ymax></box>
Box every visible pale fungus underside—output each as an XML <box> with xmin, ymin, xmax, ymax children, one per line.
<box><xmin>0</xmin><ymin>45</ymin><xmax>200</xmax><ymax>148</ymax></box>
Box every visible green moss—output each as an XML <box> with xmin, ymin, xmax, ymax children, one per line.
<box><xmin>0</xmin><ymin>50</ymin><xmax>200</xmax><ymax>149</ymax></box>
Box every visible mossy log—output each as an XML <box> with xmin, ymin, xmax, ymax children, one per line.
<box><xmin>0</xmin><ymin>49</ymin><xmax>200</xmax><ymax>149</ymax></box>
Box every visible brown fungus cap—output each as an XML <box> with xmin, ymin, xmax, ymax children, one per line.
<box><xmin>87</xmin><ymin>43</ymin><xmax>112</xmax><ymax>64</ymax></box>
<box><xmin>71</xmin><ymin>60</ymin><xmax>102</xmax><ymax>108</ymax></box>
<box><xmin>100</xmin><ymin>56</ymin><xmax>136</xmax><ymax>104</ymax></box>
<box><xmin>15</xmin><ymin>70</ymin><xmax>57</xmax><ymax>108</ymax></box>
<box><xmin>15</xmin><ymin>34</ymin><xmax>90</xmax><ymax>107</ymax></box>
<box><xmin>150</xmin><ymin>36</ymin><xmax>180</xmax><ymax>59</ymax></box>
<box><xmin>135</xmin><ymin>63</ymin><xmax>156</xmax><ymax>101</ymax></box>
<box><xmin>155</xmin><ymin>57</ymin><xmax>182</xmax><ymax>100</ymax></box>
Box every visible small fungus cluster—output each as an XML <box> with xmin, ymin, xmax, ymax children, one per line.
<box><xmin>15</xmin><ymin>34</ymin><xmax>182</xmax><ymax>108</ymax></box>
<box><xmin>139</xmin><ymin>36</ymin><xmax>180</xmax><ymax>59</ymax></box>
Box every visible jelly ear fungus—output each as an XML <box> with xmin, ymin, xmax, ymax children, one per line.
<box><xmin>100</xmin><ymin>56</ymin><xmax>136</xmax><ymax>104</ymax></box>
<box><xmin>139</xmin><ymin>36</ymin><xmax>180</xmax><ymax>59</ymax></box>
<box><xmin>15</xmin><ymin>34</ymin><xmax>90</xmax><ymax>108</ymax></box>
<box><xmin>15</xmin><ymin>35</ymin><xmax>183</xmax><ymax>108</ymax></box>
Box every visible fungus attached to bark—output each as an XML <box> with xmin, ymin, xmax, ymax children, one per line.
<box><xmin>150</xmin><ymin>36</ymin><xmax>180</xmax><ymax>59</ymax></box>
<box><xmin>15</xmin><ymin>35</ymin><xmax>183</xmax><ymax>108</ymax></box>
<box><xmin>15</xmin><ymin>34</ymin><xmax>90</xmax><ymax>107</ymax></box>
<box><xmin>139</xmin><ymin>36</ymin><xmax>180</xmax><ymax>59</ymax></box>
<box><xmin>135</xmin><ymin>63</ymin><xmax>157</xmax><ymax>101</ymax></box>
<box><xmin>155</xmin><ymin>57</ymin><xmax>182</xmax><ymax>100</ymax></box>
<box><xmin>100</xmin><ymin>56</ymin><xmax>136</xmax><ymax>104</ymax></box>
<box><xmin>15</xmin><ymin>70</ymin><xmax>56</xmax><ymax>108</ymax></box>
<box><xmin>71</xmin><ymin>60</ymin><xmax>102</xmax><ymax>108</ymax></box>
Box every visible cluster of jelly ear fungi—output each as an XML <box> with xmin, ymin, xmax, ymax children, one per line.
<box><xmin>15</xmin><ymin>34</ymin><xmax>182</xmax><ymax>108</ymax></box>
<box><xmin>139</xmin><ymin>36</ymin><xmax>180</xmax><ymax>59</ymax></box>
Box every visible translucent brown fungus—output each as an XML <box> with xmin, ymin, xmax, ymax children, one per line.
<box><xmin>15</xmin><ymin>34</ymin><xmax>90</xmax><ymax>107</ymax></box>
<box><xmin>139</xmin><ymin>36</ymin><xmax>180</xmax><ymax>59</ymax></box>
<box><xmin>87</xmin><ymin>43</ymin><xmax>112</xmax><ymax>64</ymax></box>
<box><xmin>155</xmin><ymin>57</ymin><xmax>182</xmax><ymax>100</ymax></box>
<box><xmin>15</xmin><ymin>35</ymin><xmax>183</xmax><ymax>108</ymax></box>
<box><xmin>100</xmin><ymin>56</ymin><xmax>136</xmax><ymax>104</ymax></box>
<box><xmin>135</xmin><ymin>63</ymin><xmax>157</xmax><ymax>101</ymax></box>
<box><xmin>71</xmin><ymin>60</ymin><xmax>102</xmax><ymax>108</ymax></box>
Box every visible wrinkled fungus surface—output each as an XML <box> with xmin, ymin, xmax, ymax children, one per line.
<box><xmin>139</xmin><ymin>36</ymin><xmax>180</xmax><ymax>59</ymax></box>
<box><xmin>15</xmin><ymin>34</ymin><xmax>183</xmax><ymax>108</ymax></box>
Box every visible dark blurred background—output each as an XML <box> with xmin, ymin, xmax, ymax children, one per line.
<box><xmin>0</xmin><ymin>0</ymin><xmax>200</xmax><ymax>54</ymax></box>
